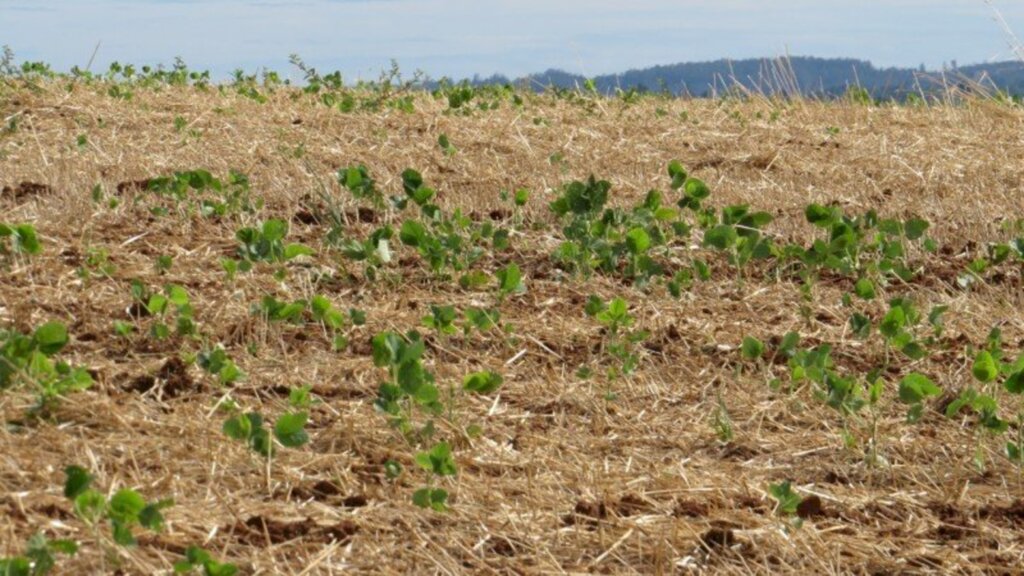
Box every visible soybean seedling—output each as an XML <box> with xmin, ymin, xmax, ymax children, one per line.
<box><xmin>946</xmin><ymin>333</ymin><xmax>1014</xmax><ymax>471</ymax></box>
<box><xmin>898</xmin><ymin>373</ymin><xmax>941</xmax><ymax>423</ymax></box>
<box><xmin>412</xmin><ymin>442</ymin><xmax>457</xmax><ymax>511</ymax></box>
<box><xmin>337</xmin><ymin>164</ymin><xmax>385</xmax><ymax>210</ymax></box>
<box><xmin>583</xmin><ymin>296</ymin><xmax>649</xmax><ymax>400</ymax></box>
<box><xmin>0</xmin><ymin>321</ymin><xmax>93</xmax><ymax>416</ymax></box>
<box><xmin>135</xmin><ymin>282</ymin><xmax>197</xmax><ymax>340</ymax></box>
<box><xmin>437</xmin><ymin>133</ymin><xmax>457</xmax><ymax>156</ymax></box>
<box><xmin>1001</xmin><ymin>355</ymin><xmax>1024</xmax><ymax>479</ymax></box>
<box><xmin>222</xmin><ymin>387</ymin><xmax>311</xmax><ymax>459</ymax></box>
<box><xmin>64</xmin><ymin>465</ymin><xmax>173</xmax><ymax>549</ymax></box>
<box><xmin>197</xmin><ymin>345</ymin><xmax>243</xmax><ymax>386</ymax></box>
<box><xmin>462</xmin><ymin>307</ymin><xmax>501</xmax><ymax>338</ymax></box>
<box><xmin>234</xmin><ymin>219</ymin><xmax>313</xmax><ymax>274</ymax></box>
<box><xmin>422</xmin><ymin>304</ymin><xmax>458</xmax><ymax>339</ymax></box>
<box><xmin>310</xmin><ymin>295</ymin><xmax>353</xmax><ymax>350</ymax></box>
<box><xmin>0</xmin><ymin>533</ymin><xmax>77</xmax><ymax>576</ymax></box>
<box><xmin>372</xmin><ymin>330</ymin><xmax>442</xmax><ymax>441</ymax></box>
<box><xmin>173</xmin><ymin>546</ymin><xmax>238</xmax><ymax>576</ymax></box>
<box><xmin>460</xmin><ymin>369</ymin><xmax>504</xmax><ymax>439</ymax></box>
<box><xmin>768</xmin><ymin>481</ymin><xmax>805</xmax><ymax>529</ymax></box>
<box><xmin>702</xmin><ymin>203</ymin><xmax>774</xmax><ymax>281</ymax></box>
<box><xmin>494</xmin><ymin>263</ymin><xmax>526</xmax><ymax>303</ymax></box>
<box><xmin>0</xmin><ymin>222</ymin><xmax>42</xmax><ymax>265</ymax></box>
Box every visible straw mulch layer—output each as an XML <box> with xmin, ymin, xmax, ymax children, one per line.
<box><xmin>2</xmin><ymin>82</ymin><xmax>1024</xmax><ymax>574</ymax></box>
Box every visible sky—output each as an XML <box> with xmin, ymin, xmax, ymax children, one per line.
<box><xmin>1</xmin><ymin>0</ymin><xmax>1022</xmax><ymax>81</ymax></box>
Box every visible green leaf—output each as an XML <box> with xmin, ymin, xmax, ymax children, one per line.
<box><xmin>768</xmin><ymin>481</ymin><xmax>802</xmax><ymax>516</ymax></box>
<box><xmin>108</xmin><ymin>489</ymin><xmax>146</xmax><ymax>523</ymax></box>
<box><xmin>349</xmin><ymin>308</ymin><xmax>367</xmax><ymax>326</ymax></box>
<box><xmin>283</xmin><ymin>244</ymin><xmax>314</xmax><ymax>260</ymax></box>
<box><xmin>584</xmin><ymin>295</ymin><xmax>606</xmax><ymax>317</ymax></box>
<box><xmin>904</xmin><ymin>217</ymin><xmax>930</xmax><ymax>240</ymax></box>
<box><xmin>147</xmin><ymin>294</ymin><xmax>169</xmax><ymax>316</ymax></box>
<box><xmin>1005</xmin><ymin>371</ymin><xmax>1024</xmax><ymax>394</ymax></box>
<box><xmin>44</xmin><ymin>538</ymin><xmax>79</xmax><ymax>555</ymax></box>
<box><xmin>898</xmin><ymin>373</ymin><xmax>941</xmax><ymax>405</ymax></box>
<box><xmin>222</xmin><ymin>413</ymin><xmax>255</xmax><ymax>441</ymax></box>
<box><xmin>684</xmin><ymin>178</ymin><xmax>710</xmax><ymax>200</ymax></box>
<box><xmin>901</xmin><ymin>341</ymin><xmax>927</xmax><ymax>361</ymax></box>
<box><xmin>249</xmin><ymin>427</ymin><xmax>273</xmax><ymax>457</ymax></box>
<box><xmin>740</xmin><ymin>337</ymin><xmax>764</xmax><ymax>361</ymax></box>
<box><xmin>111</xmin><ymin>520</ymin><xmax>136</xmax><ymax>546</ymax></box>
<box><xmin>112</xmin><ymin>320</ymin><xmax>134</xmax><ymax>337</ymax></box>
<box><xmin>0</xmin><ymin>557</ymin><xmax>31</xmax><ymax>576</ymax></box>
<box><xmin>63</xmin><ymin>465</ymin><xmax>92</xmax><ymax>499</ymax></box>
<box><xmin>853</xmin><ymin>278</ymin><xmax>876</xmax><ymax>300</ymax></box>
<box><xmin>166</xmin><ymin>285</ymin><xmax>190</xmax><ymax>309</ymax></box>
<box><xmin>401</xmin><ymin>168</ymin><xmax>424</xmax><ymax>195</ymax></box>
<box><xmin>667</xmin><ymin>160</ymin><xmax>688</xmax><ymax>189</ymax></box>
<box><xmin>463</xmin><ymin>371</ymin><xmax>503</xmax><ymax>394</ymax></box>
<box><xmin>73</xmin><ymin>490</ymin><xmax>106</xmax><ymax>524</ymax></box>
<box><xmin>868</xmin><ymin>378</ymin><xmax>884</xmax><ymax>405</ymax></box>
<box><xmin>849</xmin><ymin>313</ymin><xmax>872</xmax><ymax>339</ymax></box>
<box><xmin>458</xmin><ymin>270</ymin><xmax>489</xmax><ymax>290</ymax></box>
<box><xmin>703</xmin><ymin>225</ymin><xmax>737</xmax><ymax>250</ymax></box>
<box><xmin>415</xmin><ymin>442</ymin><xmax>457</xmax><ymax>476</ymax></box>
<box><xmin>33</xmin><ymin>322</ymin><xmax>68</xmax><ymax>356</ymax></box>
<box><xmin>495</xmin><ymin>263</ymin><xmax>524</xmax><ymax>296</ymax></box>
<box><xmin>139</xmin><ymin>498</ymin><xmax>174</xmax><ymax>531</ymax></box>
<box><xmin>972</xmin><ymin>351</ymin><xmax>999</xmax><ymax>384</ymax></box>
<box><xmin>14</xmin><ymin>224</ymin><xmax>41</xmax><ymax>254</ymax></box>
<box><xmin>412</xmin><ymin>487</ymin><xmax>449</xmax><ymax>512</ymax></box>
<box><xmin>879</xmin><ymin>305</ymin><xmax>906</xmax><ymax>339</ymax></box>
<box><xmin>289</xmin><ymin>385</ymin><xmax>315</xmax><ymax>409</ymax></box>
<box><xmin>625</xmin><ymin>227</ymin><xmax>651</xmax><ymax>254</ymax></box>
<box><xmin>399</xmin><ymin>220</ymin><xmax>427</xmax><ymax>247</ymax></box>
<box><xmin>1008</xmin><ymin>442</ymin><xmax>1023</xmax><ymax>463</ymax></box>
<box><xmin>273</xmin><ymin>412</ymin><xmax>309</xmax><ymax>447</ymax></box>
<box><xmin>804</xmin><ymin>203</ymin><xmax>835</xmax><ymax>227</ymax></box>
<box><xmin>261</xmin><ymin>219</ymin><xmax>288</xmax><ymax>242</ymax></box>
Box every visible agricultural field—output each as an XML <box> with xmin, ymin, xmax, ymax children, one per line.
<box><xmin>2</xmin><ymin>64</ymin><xmax>1024</xmax><ymax>574</ymax></box>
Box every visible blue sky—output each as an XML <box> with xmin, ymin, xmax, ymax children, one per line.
<box><xmin>1</xmin><ymin>0</ymin><xmax>1022</xmax><ymax>80</ymax></box>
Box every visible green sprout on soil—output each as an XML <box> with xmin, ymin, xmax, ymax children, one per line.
<box><xmin>0</xmin><ymin>533</ymin><xmax>77</xmax><ymax>576</ymax></box>
<box><xmin>173</xmin><ymin>547</ymin><xmax>238</xmax><ymax>576</ymax></box>
<box><xmin>944</xmin><ymin>329</ymin><xmax>1022</xmax><ymax>470</ymax></box>
<box><xmin>222</xmin><ymin>388</ymin><xmax>311</xmax><ymax>458</ymax></box>
<box><xmin>701</xmin><ymin>203</ymin><xmax>774</xmax><ymax>279</ymax></box>
<box><xmin>413</xmin><ymin>442</ymin><xmax>457</xmax><ymax>511</ymax></box>
<box><xmin>898</xmin><ymin>373</ymin><xmax>941</xmax><ymax>423</ymax></box>
<box><xmin>197</xmin><ymin>346</ymin><xmax>243</xmax><ymax>386</ymax></box>
<box><xmin>768</xmin><ymin>481</ymin><xmax>803</xmax><ymax>517</ymax></box>
<box><xmin>373</xmin><ymin>330</ymin><xmax>442</xmax><ymax>440</ymax></box>
<box><xmin>131</xmin><ymin>281</ymin><xmax>197</xmax><ymax>339</ymax></box>
<box><xmin>437</xmin><ymin>133</ymin><xmax>456</xmax><ymax>156</ymax></box>
<box><xmin>0</xmin><ymin>223</ymin><xmax>41</xmax><ymax>263</ymax></box>
<box><xmin>0</xmin><ymin>321</ymin><xmax>93</xmax><ymax>416</ymax></box>
<box><xmin>422</xmin><ymin>304</ymin><xmax>458</xmax><ymax>338</ymax></box>
<box><xmin>338</xmin><ymin>164</ymin><xmax>384</xmax><ymax>210</ymax></box>
<box><xmin>64</xmin><ymin>465</ymin><xmax>173</xmax><ymax>547</ymax></box>
<box><xmin>144</xmin><ymin>170</ymin><xmax>259</xmax><ymax>218</ymax></box>
<box><xmin>583</xmin><ymin>296</ymin><xmax>649</xmax><ymax>399</ymax></box>
<box><xmin>234</xmin><ymin>219</ymin><xmax>313</xmax><ymax>272</ymax></box>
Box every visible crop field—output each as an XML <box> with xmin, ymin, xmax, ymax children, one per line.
<box><xmin>2</xmin><ymin>66</ymin><xmax>1024</xmax><ymax>574</ymax></box>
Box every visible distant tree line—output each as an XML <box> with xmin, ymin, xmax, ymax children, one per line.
<box><xmin>442</xmin><ymin>56</ymin><xmax>1024</xmax><ymax>100</ymax></box>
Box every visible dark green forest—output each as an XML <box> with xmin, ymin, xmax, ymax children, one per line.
<box><xmin>459</xmin><ymin>56</ymin><xmax>1024</xmax><ymax>99</ymax></box>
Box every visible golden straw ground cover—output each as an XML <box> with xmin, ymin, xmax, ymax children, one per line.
<box><xmin>2</xmin><ymin>75</ymin><xmax>1024</xmax><ymax>574</ymax></box>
